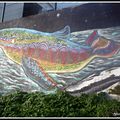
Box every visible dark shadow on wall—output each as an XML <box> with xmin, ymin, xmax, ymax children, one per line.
<box><xmin>0</xmin><ymin>3</ymin><xmax>120</xmax><ymax>32</ymax></box>
<box><xmin>23</xmin><ymin>3</ymin><xmax>42</xmax><ymax>17</ymax></box>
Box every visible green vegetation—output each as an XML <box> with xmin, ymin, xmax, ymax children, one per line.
<box><xmin>0</xmin><ymin>91</ymin><xmax>120</xmax><ymax>117</ymax></box>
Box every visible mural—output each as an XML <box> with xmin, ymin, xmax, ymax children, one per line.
<box><xmin>0</xmin><ymin>26</ymin><xmax>120</xmax><ymax>95</ymax></box>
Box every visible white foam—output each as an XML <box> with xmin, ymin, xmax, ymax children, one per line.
<box><xmin>66</xmin><ymin>67</ymin><xmax>120</xmax><ymax>92</ymax></box>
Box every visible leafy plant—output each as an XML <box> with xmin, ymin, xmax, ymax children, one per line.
<box><xmin>0</xmin><ymin>91</ymin><xmax>120</xmax><ymax>117</ymax></box>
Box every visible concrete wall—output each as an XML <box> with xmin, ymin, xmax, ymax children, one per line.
<box><xmin>56</xmin><ymin>2</ymin><xmax>88</xmax><ymax>10</ymax></box>
<box><xmin>0</xmin><ymin>3</ymin><xmax>4</xmax><ymax>22</ymax></box>
<box><xmin>0</xmin><ymin>3</ymin><xmax>24</xmax><ymax>23</ymax></box>
<box><xmin>0</xmin><ymin>3</ymin><xmax>87</xmax><ymax>23</ymax></box>
<box><xmin>0</xmin><ymin>2</ymin><xmax>87</xmax><ymax>23</ymax></box>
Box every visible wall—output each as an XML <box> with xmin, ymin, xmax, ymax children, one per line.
<box><xmin>0</xmin><ymin>3</ymin><xmax>24</xmax><ymax>23</ymax></box>
<box><xmin>0</xmin><ymin>3</ymin><xmax>120</xmax><ymax>95</ymax></box>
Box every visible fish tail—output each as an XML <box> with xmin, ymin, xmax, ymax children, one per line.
<box><xmin>85</xmin><ymin>30</ymin><xmax>99</xmax><ymax>46</ymax></box>
<box><xmin>85</xmin><ymin>30</ymin><xmax>100</xmax><ymax>55</ymax></box>
<box><xmin>86</xmin><ymin>30</ymin><xmax>120</xmax><ymax>57</ymax></box>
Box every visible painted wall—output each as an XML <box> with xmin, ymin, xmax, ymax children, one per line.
<box><xmin>0</xmin><ymin>3</ymin><xmax>120</xmax><ymax>95</ymax></box>
<box><xmin>0</xmin><ymin>25</ymin><xmax>120</xmax><ymax>95</ymax></box>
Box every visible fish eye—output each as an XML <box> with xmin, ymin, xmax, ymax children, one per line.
<box><xmin>11</xmin><ymin>39</ymin><xmax>15</xmax><ymax>43</ymax></box>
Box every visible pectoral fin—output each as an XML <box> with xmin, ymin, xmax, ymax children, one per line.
<box><xmin>52</xmin><ymin>25</ymin><xmax>71</xmax><ymax>40</ymax></box>
<box><xmin>21</xmin><ymin>56</ymin><xmax>58</xmax><ymax>91</ymax></box>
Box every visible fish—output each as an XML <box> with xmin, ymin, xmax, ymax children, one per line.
<box><xmin>0</xmin><ymin>26</ymin><xmax>120</xmax><ymax>92</ymax></box>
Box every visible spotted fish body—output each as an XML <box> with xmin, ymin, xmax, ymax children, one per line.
<box><xmin>0</xmin><ymin>26</ymin><xmax>94</xmax><ymax>73</ymax></box>
<box><xmin>0</xmin><ymin>26</ymin><xmax>120</xmax><ymax>92</ymax></box>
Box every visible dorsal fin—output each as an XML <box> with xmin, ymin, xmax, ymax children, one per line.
<box><xmin>51</xmin><ymin>25</ymin><xmax>71</xmax><ymax>40</ymax></box>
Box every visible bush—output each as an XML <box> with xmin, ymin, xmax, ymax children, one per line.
<box><xmin>0</xmin><ymin>91</ymin><xmax>120</xmax><ymax>117</ymax></box>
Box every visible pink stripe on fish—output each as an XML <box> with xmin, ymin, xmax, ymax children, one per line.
<box><xmin>86</xmin><ymin>30</ymin><xmax>98</xmax><ymax>45</ymax></box>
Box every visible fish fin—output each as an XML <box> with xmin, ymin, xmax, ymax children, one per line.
<box><xmin>85</xmin><ymin>30</ymin><xmax>99</xmax><ymax>46</ymax></box>
<box><xmin>21</xmin><ymin>56</ymin><xmax>58</xmax><ymax>91</ymax></box>
<box><xmin>52</xmin><ymin>25</ymin><xmax>71</xmax><ymax>40</ymax></box>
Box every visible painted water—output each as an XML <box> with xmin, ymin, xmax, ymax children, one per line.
<box><xmin>0</xmin><ymin>26</ymin><xmax>120</xmax><ymax>95</ymax></box>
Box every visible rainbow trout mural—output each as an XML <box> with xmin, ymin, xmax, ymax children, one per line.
<box><xmin>0</xmin><ymin>26</ymin><xmax>120</xmax><ymax>93</ymax></box>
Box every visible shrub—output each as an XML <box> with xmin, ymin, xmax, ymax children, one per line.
<box><xmin>0</xmin><ymin>91</ymin><xmax>120</xmax><ymax>117</ymax></box>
